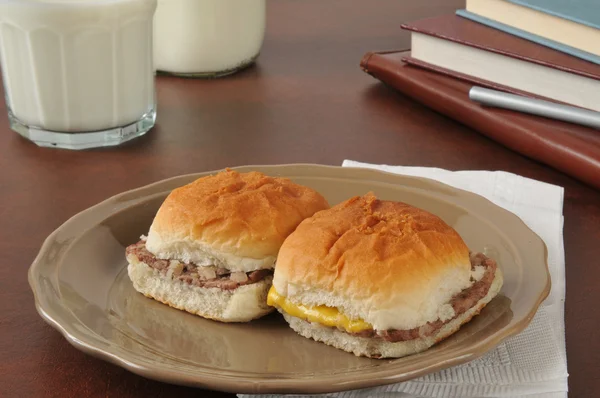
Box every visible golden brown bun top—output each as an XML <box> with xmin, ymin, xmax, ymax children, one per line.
<box><xmin>273</xmin><ymin>193</ymin><xmax>473</xmax><ymax>330</ymax></box>
<box><xmin>146</xmin><ymin>169</ymin><xmax>329</xmax><ymax>270</ymax></box>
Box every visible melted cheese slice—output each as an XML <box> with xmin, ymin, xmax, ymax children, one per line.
<box><xmin>267</xmin><ymin>286</ymin><xmax>372</xmax><ymax>333</ymax></box>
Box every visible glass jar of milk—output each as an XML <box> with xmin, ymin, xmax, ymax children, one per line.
<box><xmin>154</xmin><ymin>0</ymin><xmax>266</xmax><ymax>77</ymax></box>
<box><xmin>0</xmin><ymin>0</ymin><xmax>157</xmax><ymax>150</ymax></box>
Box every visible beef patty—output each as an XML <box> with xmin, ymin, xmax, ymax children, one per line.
<box><xmin>347</xmin><ymin>252</ymin><xmax>497</xmax><ymax>342</ymax></box>
<box><xmin>126</xmin><ymin>240</ymin><xmax>272</xmax><ymax>290</ymax></box>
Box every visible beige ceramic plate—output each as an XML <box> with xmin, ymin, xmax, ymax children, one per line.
<box><xmin>28</xmin><ymin>164</ymin><xmax>550</xmax><ymax>394</ymax></box>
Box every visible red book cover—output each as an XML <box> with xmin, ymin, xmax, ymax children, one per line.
<box><xmin>360</xmin><ymin>50</ymin><xmax>600</xmax><ymax>190</ymax></box>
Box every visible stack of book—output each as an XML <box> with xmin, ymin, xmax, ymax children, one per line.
<box><xmin>361</xmin><ymin>0</ymin><xmax>600</xmax><ymax>189</ymax></box>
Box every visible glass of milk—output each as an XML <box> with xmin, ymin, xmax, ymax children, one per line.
<box><xmin>154</xmin><ymin>0</ymin><xmax>266</xmax><ymax>77</ymax></box>
<box><xmin>0</xmin><ymin>0</ymin><xmax>157</xmax><ymax>150</ymax></box>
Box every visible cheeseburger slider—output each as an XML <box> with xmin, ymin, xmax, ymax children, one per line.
<box><xmin>268</xmin><ymin>193</ymin><xmax>503</xmax><ymax>358</ymax></box>
<box><xmin>126</xmin><ymin>169</ymin><xmax>329</xmax><ymax>322</ymax></box>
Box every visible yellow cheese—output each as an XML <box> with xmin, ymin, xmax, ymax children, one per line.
<box><xmin>267</xmin><ymin>286</ymin><xmax>372</xmax><ymax>333</ymax></box>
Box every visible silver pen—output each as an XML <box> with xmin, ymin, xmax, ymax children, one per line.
<box><xmin>468</xmin><ymin>86</ymin><xmax>600</xmax><ymax>130</ymax></box>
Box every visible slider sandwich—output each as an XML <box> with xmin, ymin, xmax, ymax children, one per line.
<box><xmin>126</xmin><ymin>170</ymin><xmax>329</xmax><ymax>322</ymax></box>
<box><xmin>268</xmin><ymin>193</ymin><xmax>503</xmax><ymax>358</ymax></box>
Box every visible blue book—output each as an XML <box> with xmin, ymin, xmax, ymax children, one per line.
<box><xmin>508</xmin><ymin>0</ymin><xmax>600</xmax><ymax>30</ymax></box>
<box><xmin>456</xmin><ymin>9</ymin><xmax>600</xmax><ymax>66</ymax></box>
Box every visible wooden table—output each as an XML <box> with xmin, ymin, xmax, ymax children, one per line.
<box><xmin>1</xmin><ymin>1</ymin><xmax>598</xmax><ymax>397</ymax></box>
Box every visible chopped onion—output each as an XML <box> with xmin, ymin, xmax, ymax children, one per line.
<box><xmin>230</xmin><ymin>271</ymin><xmax>248</xmax><ymax>283</ymax></box>
<box><xmin>197</xmin><ymin>266</ymin><xmax>217</xmax><ymax>280</ymax></box>
<box><xmin>167</xmin><ymin>260</ymin><xmax>184</xmax><ymax>279</ymax></box>
<box><xmin>418</xmin><ymin>323</ymin><xmax>435</xmax><ymax>337</ymax></box>
<box><xmin>471</xmin><ymin>265</ymin><xmax>486</xmax><ymax>282</ymax></box>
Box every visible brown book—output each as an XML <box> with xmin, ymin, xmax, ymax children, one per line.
<box><xmin>360</xmin><ymin>50</ymin><xmax>600</xmax><ymax>190</ymax></box>
<box><xmin>400</xmin><ymin>14</ymin><xmax>600</xmax><ymax>111</ymax></box>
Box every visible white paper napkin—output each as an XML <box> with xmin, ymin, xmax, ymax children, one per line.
<box><xmin>239</xmin><ymin>160</ymin><xmax>568</xmax><ymax>398</ymax></box>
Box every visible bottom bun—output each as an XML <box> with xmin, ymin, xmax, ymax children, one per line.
<box><xmin>282</xmin><ymin>269</ymin><xmax>503</xmax><ymax>358</ymax></box>
<box><xmin>127</xmin><ymin>259</ymin><xmax>273</xmax><ymax>322</ymax></box>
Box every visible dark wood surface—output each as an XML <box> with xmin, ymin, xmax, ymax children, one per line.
<box><xmin>1</xmin><ymin>1</ymin><xmax>598</xmax><ymax>397</ymax></box>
